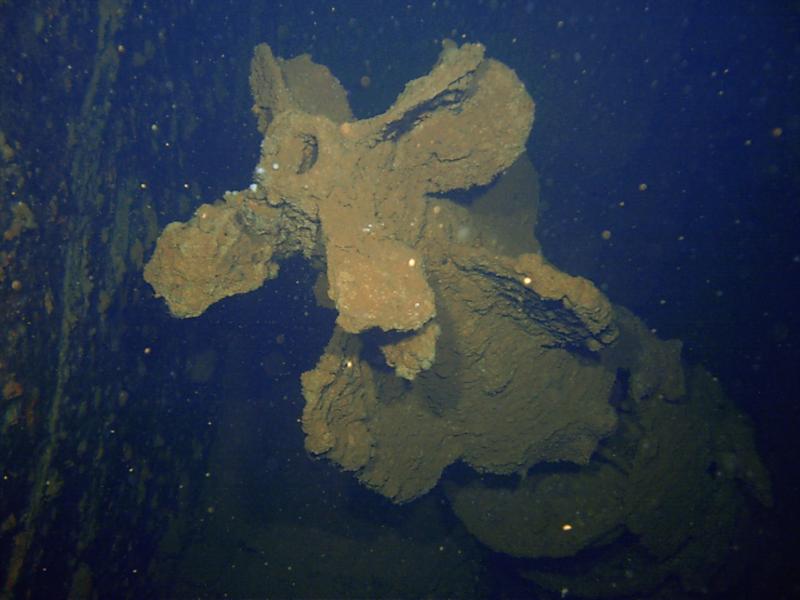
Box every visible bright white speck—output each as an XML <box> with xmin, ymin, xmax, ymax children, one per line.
<box><xmin>249</xmin><ymin>183</ymin><xmax>257</xmax><ymax>192</ymax></box>
<box><xmin>272</xmin><ymin>162</ymin><xmax>280</xmax><ymax>170</ymax></box>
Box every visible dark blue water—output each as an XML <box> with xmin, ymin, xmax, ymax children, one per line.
<box><xmin>2</xmin><ymin>1</ymin><xmax>798</xmax><ymax>598</ymax></box>
<box><xmin>111</xmin><ymin>2</ymin><xmax>800</xmax><ymax>597</ymax></box>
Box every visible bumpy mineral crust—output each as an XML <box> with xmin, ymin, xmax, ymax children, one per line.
<box><xmin>143</xmin><ymin>42</ymin><xmax>768</xmax><ymax>510</ymax></box>
<box><xmin>143</xmin><ymin>41</ymin><xmax>622</xmax><ymax>502</ymax></box>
